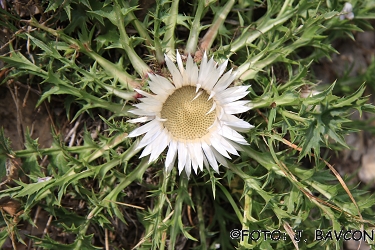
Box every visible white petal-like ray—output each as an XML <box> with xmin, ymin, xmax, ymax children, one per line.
<box><xmin>204</xmin><ymin>68</ymin><xmax>231</xmax><ymax>91</ymax></box>
<box><xmin>128</xmin><ymin>119</ymin><xmax>159</xmax><ymax>137</ymax></box>
<box><xmin>143</xmin><ymin>141</ymin><xmax>159</xmax><ymax>161</ymax></box>
<box><xmin>213</xmin><ymin>70</ymin><xmax>237</xmax><ymax>92</ymax></box>
<box><xmin>223</xmin><ymin>101</ymin><xmax>251</xmax><ymax>114</ymax></box>
<box><xmin>137</xmin><ymin>124</ymin><xmax>163</xmax><ymax>149</ymax></box>
<box><xmin>221</xmin><ymin>113</ymin><xmax>254</xmax><ymax>132</ymax></box>
<box><xmin>177</xmin><ymin>142</ymin><xmax>187</xmax><ymax>174</ymax></box>
<box><xmin>218</xmin><ymin>125</ymin><xmax>249</xmax><ymax>145</ymax></box>
<box><xmin>209</xmin><ymin>138</ymin><xmax>231</xmax><ymax>159</ymax></box>
<box><xmin>221</xmin><ymin>85</ymin><xmax>250</xmax><ymax>96</ymax></box>
<box><xmin>139</xmin><ymin>140</ymin><xmax>155</xmax><ymax>158</ymax></box>
<box><xmin>185</xmin><ymin>152</ymin><xmax>192</xmax><ymax>177</ymax></box>
<box><xmin>212</xmin><ymin>148</ymin><xmax>229</xmax><ymax>168</ymax></box>
<box><xmin>186</xmin><ymin>55</ymin><xmax>198</xmax><ymax>86</ymax></box>
<box><xmin>166</xmin><ymin>156</ymin><xmax>176</xmax><ymax>172</ymax></box>
<box><xmin>176</xmin><ymin>51</ymin><xmax>185</xmax><ymax>75</ymax></box>
<box><xmin>195</xmin><ymin>84</ymin><xmax>201</xmax><ymax>92</ymax></box>
<box><xmin>197</xmin><ymin>53</ymin><xmax>210</xmax><ymax>86</ymax></box>
<box><xmin>199</xmin><ymin>52</ymin><xmax>208</xmax><ymax>74</ymax></box>
<box><xmin>216</xmin><ymin>87</ymin><xmax>250</xmax><ymax>104</ymax></box>
<box><xmin>210</xmin><ymin>134</ymin><xmax>236</xmax><ymax>158</ymax></box>
<box><xmin>146</xmin><ymin>81</ymin><xmax>162</xmax><ymax>97</ymax></box>
<box><xmin>155</xmin><ymin>74</ymin><xmax>175</xmax><ymax>91</ymax></box>
<box><xmin>202</xmin><ymin>154</ymin><xmax>210</xmax><ymax>171</ymax></box>
<box><xmin>205</xmin><ymin>57</ymin><xmax>216</xmax><ymax>78</ymax></box>
<box><xmin>228</xmin><ymin>140</ymin><xmax>243</xmax><ymax>152</ymax></box>
<box><xmin>134</xmin><ymin>89</ymin><xmax>155</xmax><ymax>98</ymax></box>
<box><xmin>192</xmin><ymin>90</ymin><xmax>203</xmax><ymax>101</ymax></box>
<box><xmin>192</xmin><ymin>142</ymin><xmax>204</xmax><ymax>171</ymax></box>
<box><xmin>129</xmin><ymin>108</ymin><xmax>156</xmax><ymax>116</ymax></box>
<box><xmin>127</xmin><ymin>116</ymin><xmax>153</xmax><ymax>124</ymax></box>
<box><xmin>165</xmin><ymin>54</ymin><xmax>183</xmax><ymax>88</ymax></box>
<box><xmin>134</xmin><ymin>103</ymin><xmax>162</xmax><ymax>112</ymax></box>
<box><xmin>188</xmin><ymin>142</ymin><xmax>199</xmax><ymax>174</ymax></box>
<box><xmin>202</xmin><ymin>142</ymin><xmax>219</xmax><ymax>173</ymax></box>
<box><xmin>217</xmin><ymin>59</ymin><xmax>228</xmax><ymax>76</ymax></box>
<box><xmin>134</xmin><ymin>89</ymin><xmax>166</xmax><ymax>103</ymax></box>
<box><xmin>165</xmin><ymin>140</ymin><xmax>178</xmax><ymax>172</ymax></box>
<box><xmin>206</xmin><ymin>102</ymin><xmax>216</xmax><ymax>115</ymax></box>
<box><xmin>147</xmin><ymin>83</ymin><xmax>170</xmax><ymax>100</ymax></box>
<box><xmin>220</xmin><ymin>92</ymin><xmax>250</xmax><ymax>104</ymax></box>
<box><xmin>148</xmin><ymin>74</ymin><xmax>175</xmax><ymax>96</ymax></box>
<box><xmin>208</xmin><ymin>91</ymin><xmax>215</xmax><ymax>101</ymax></box>
<box><xmin>200</xmin><ymin>59</ymin><xmax>224</xmax><ymax>90</ymax></box>
<box><xmin>138</xmin><ymin>96</ymin><xmax>163</xmax><ymax>106</ymax></box>
<box><xmin>149</xmin><ymin>128</ymin><xmax>170</xmax><ymax>162</ymax></box>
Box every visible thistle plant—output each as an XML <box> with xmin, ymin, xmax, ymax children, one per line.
<box><xmin>1</xmin><ymin>0</ymin><xmax>375</xmax><ymax>249</ymax></box>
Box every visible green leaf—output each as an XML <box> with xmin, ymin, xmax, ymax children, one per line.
<box><xmin>333</xmin><ymin>83</ymin><xmax>366</xmax><ymax>108</ymax></box>
<box><xmin>30</xmin><ymin>234</ymin><xmax>101</xmax><ymax>250</ymax></box>
<box><xmin>299</xmin><ymin>120</ymin><xmax>322</xmax><ymax>160</ymax></box>
<box><xmin>0</xmin><ymin>128</ymin><xmax>14</xmax><ymax>156</ymax></box>
<box><xmin>14</xmin><ymin>180</ymin><xmax>54</xmax><ymax>198</ymax></box>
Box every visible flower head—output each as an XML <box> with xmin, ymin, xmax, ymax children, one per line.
<box><xmin>128</xmin><ymin>51</ymin><xmax>253</xmax><ymax>177</ymax></box>
<box><xmin>340</xmin><ymin>2</ymin><xmax>354</xmax><ymax>20</ymax></box>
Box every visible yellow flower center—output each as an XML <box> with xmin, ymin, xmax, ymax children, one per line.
<box><xmin>161</xmin><ymin>86</ymin><xmax>216</xmax><ymax>140</ymax></box>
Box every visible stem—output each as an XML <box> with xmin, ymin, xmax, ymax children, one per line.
<box><xmin>196</xmin><ymin>189</ymin><xmax>206</xmax><ymax>248</ymax></box>
<box><xmin>159</xmin><ymin>172</ymin><xmax>172</xmax><ymax>250</ymax></box>
<box><xmin>239</xmin><ymin>35</ymin><xmax>315</xmax><ymax>81</ymax></box>
<box><xmin>279</xmin><ymin>110</ymin><xmax>307</xmax><ymax>123</ymax></box>
<box><xmin>100</xmin><ymin>84</ymin><xmax>136</xmax><ymax>101</ymax></box>
<box><xmin>224</xmin><ymin>9</ymin><xmax>295</xmax><ymax>55</ymax></box>
<box><xmin>85</xmin><ymin>133</ymin><xmax>136</xmax><ymax>162</ymax></box>
<box><xmin>239</xmin><ymin>53</ymin><xmax>280</xmax><ymax>81</ymax></box>
<box><xmin>163</xmin><ymin>0</ymin><xmax>180</xmax><ymax>59</ymax></box>
<box><xmin>241</xmin><ymin>192</ymin><xmax>252</xmax><ymax>248</ymax></box>
<box><xmin>248</xmin><ymin>92</ymin><xmax>299</xmax><ymax>110</ymax></box>
<box><xmin>185</xmin><ymin>1</ymin><xmax>206</xmax><ymax>55</ymax></box>
<box><xmin>154</xmin><ymin>0</ymin><xmax>166</xmax><ymax>64</ymax></box>
<box><xmin>235</xmin><ymin>50</ymin><xmax>265</xmax><ymax>79</ymax></box>
<box><xmin>114</xmin><ymin>2</ymin><xmax>151</xmax><ymax>77</ymax></box>
<box><xmin>102</xmin><ymin>158</ymin><xmax>150</xmax><ymax>209</ymax></box>
<box><xmin>124</xmin><ymin>2</ymin><xmax>154</xmax><ymax>50</ymax></box>
<box><xmin>237</xmin><ymin>146</ymin><xmax>280</xmax><ymax>174</ymax></box>
<box><xmin>278</xmin><ymin>0</ymin><xmax>293</xmax><ymax>18</ymax></box>
<box><xmin>168</xmin><ymin>176</ymin><xmax>188</xmax><ymax>250</ymax></box>
<box><xmin>199</xmin><ymin>0</ymin><xmax>235</xmax><ymax>52</ymax></box>
<box><xmin>88</xmin><ymin>51</ymin><xmax>140</xmax><ymax>90</ymax></box>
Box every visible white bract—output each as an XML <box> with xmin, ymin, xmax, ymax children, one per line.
<box><xmin>128</xmin><ymin>51</ymin><xmax>253</xmax><ymax>177</ymax></box>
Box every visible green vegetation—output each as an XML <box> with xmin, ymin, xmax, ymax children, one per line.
<box><xmin>1</xmin><ymin>0</ymin><xmax>375</xmax><ymax>249</ymax></box>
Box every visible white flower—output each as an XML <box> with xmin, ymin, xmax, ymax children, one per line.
<box><xmin>128</xmin><ymin>51</ymin><xmax>253</xmax><ymax>177</ymax></box>
<box><xmin>340</xmin><ymin>2</ymin><xmax>354</xmax><ymax>20</ymax></box>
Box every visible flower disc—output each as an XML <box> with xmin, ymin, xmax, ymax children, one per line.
<box><xmin>161</xmin><ymin>86</ymin><xmax>215</xmax><ymax>141</ymax></box>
